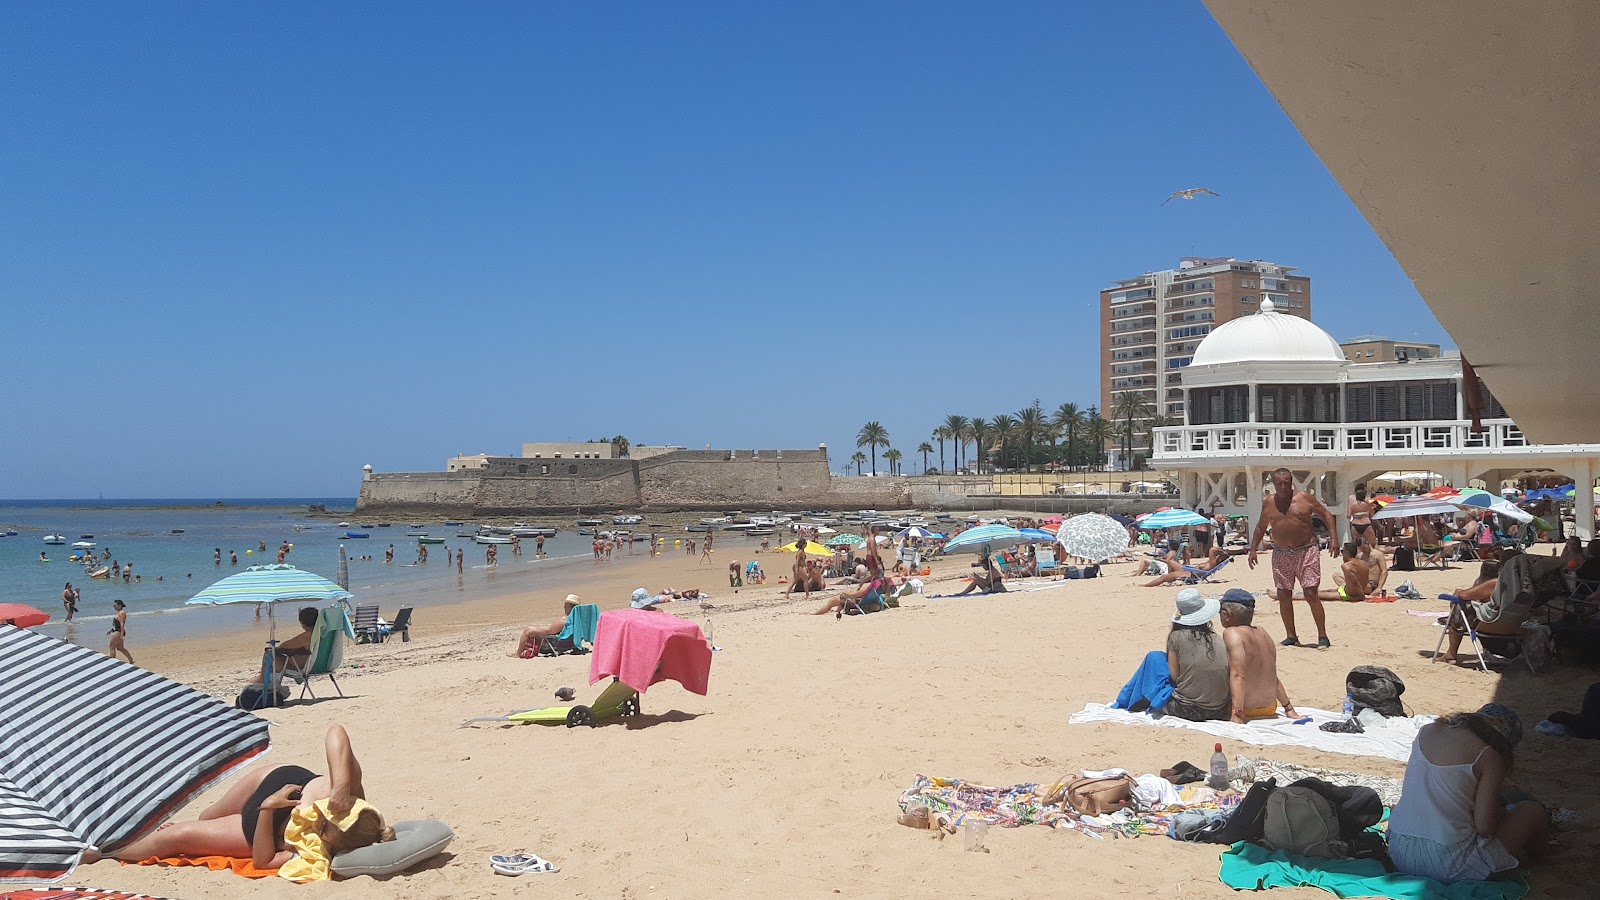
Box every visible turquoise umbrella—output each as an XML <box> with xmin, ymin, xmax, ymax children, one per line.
<box><xmin>187</xmin><ymin>564</ymin><xmax>352</xmax><ymax>639</ymax></box>
<box><xmin>942</xmin><ymin>524</ymin><xmax>1026</xmax><ymax>555</ymax></box>
<box><xmin>826</xmin><ymin>533</ymin><xmax>866</xmax><ymax>547</ymax></box>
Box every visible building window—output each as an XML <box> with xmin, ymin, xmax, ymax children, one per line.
<box><xmin>518</xmin><ymin>464</ymin><xmax>528</xmax><ymax>474</ymax></box>
<box><xmin>1241</xmin><ymin>296</ymin><xmax>1256</xmax><ymax>304</ymax></box>
<box><xmin>568</xmin><ymin>464</ymin><xmax>578</xmax><ymax>475</ymax></box>
<box><xmin>541</xmin><ymin>465</ymin><xmax>549</xmax><ymax>475</ymax></box>
<box><xmin>1240</xmin><ymin>279</ymin><xmax>1253</xmax><ymax>288</ymax></box>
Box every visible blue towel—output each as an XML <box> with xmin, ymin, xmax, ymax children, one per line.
<box><xmin>562</xmin><ymin>603</ymin><xmax>600</xmax><ymax>649</ymax></box>
<box><xmin>1219</xmin><ymin>842</ymin><xmax>1526</xmax><ymax>900</ymax></box>
<box><xmin>1112</xmin><ymin>650</ymin><xmax>1175</xmax><ymax>712</ymax></box>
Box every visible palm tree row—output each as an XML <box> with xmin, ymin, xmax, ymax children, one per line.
<box><xmin>850</xmin><ymin>396</ymin><xmax>1167</xmax><ymax>477</ymax></box>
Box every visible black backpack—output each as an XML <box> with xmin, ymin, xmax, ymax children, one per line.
<box><xmin>1347</xmin><ymin>666</ymin><xmax>1406</xmax><ymax>717</ymax></box>
<box><xmin>1392</xmin><ymin>546</ymin><xmax>1416</xmax><ymax>571</ymax></box>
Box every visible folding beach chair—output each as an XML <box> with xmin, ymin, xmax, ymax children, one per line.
<box><xmin>1182</xmin><ymin>555</ymin><xmax>1233</xmax><ymax>584</ymax></box>
<box><xmin>1434</xmin><ymin>593</ymin><xmax>1539</xmax><ymax>674</ymax></box>
<box><xmin>350</xmin><ymin>603</ymin><xmax>382</xmax><ymax>643</ymax></box>
<box><xmin>284</xmin><ymin>606</ymin><xmax>350</xmax><ymax>700</ymax></box>
<box><xmin>375</xmin><ymin>605</ymin><xmax>413</xmax><ymax>643</ymax></box>
<box><xmin>540</xmin><ymin>603</ymin><xmax>599</xmax><ymax>656</ymax></box>
<box><xmin>1035</xmin><ymin>546</ymin><xmax>1064</xmax><ymax>577</ymax></box>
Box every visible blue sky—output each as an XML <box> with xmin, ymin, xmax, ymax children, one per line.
<box><xmin>0</xmin><ymin>2</ymin><xmax>1448</xmax><ymax>497</ymax></box>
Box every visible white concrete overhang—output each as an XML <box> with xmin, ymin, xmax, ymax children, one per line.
<box><xmin>1203</xmin><ymin>1</ymin><xmax>1600</xmax><ymax>443</ymax></box>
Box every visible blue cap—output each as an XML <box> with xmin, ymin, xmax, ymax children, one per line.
<box><xmin>1221</xmin><ymin>588</ymin><xmax>1256</xmax><ymax>608</ymax></box>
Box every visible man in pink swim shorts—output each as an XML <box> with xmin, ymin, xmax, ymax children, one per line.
<box><xmin>1247</xmin><ymin>468</ymin><xmax>1342</xmax><ymax>649</ymax></box>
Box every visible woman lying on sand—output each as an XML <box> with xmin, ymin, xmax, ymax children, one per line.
<box><xmin>101</xmin><ymin>725</ymin><xmax>394</xmax><ymax>870</ymax></box>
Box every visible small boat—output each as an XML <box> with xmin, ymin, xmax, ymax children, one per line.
<box><xmin>339</xmin><ymin>521</ymin><xmax>351</xmax><ymax>527</ymax></box>
<box><xmin>747</xmin><ymin>528</ymin><xmax>776</xmax><ymax>536</ymax></box>
<box><xmin>72</xmin><ymin>541</ymin><xmax>96</xmax><ymax>549</ymax></box>
<box><xmin>358</xmin><ymin>524</ymin><xmax>376</xmax><ymax>529</ymax></box>
<box><xmin>0</xmin><ymin>531</ymin><xmax>16</xmax><ymax>537</ymax></box>
<box><xmin>724</xmin><ymin>523</ymin><xmax>759</xmax><ymax>532</ymax></box>
<box><xmin>612</xmin><ymin>514</ymin><xmax>643</xmax><ymax>526</ymax></box>
<box><xmin>685</xmin><ymin>524</ymin><xmax>713</xmax><ymax>533</ymax></box>
<box><xmin>344</xmin><ymin>531</ymin><xmax>371</xmax><ymax>539</ymax></box>
<box><xmin>576</xmin><ymin>519</ymin><xmax>602</xmax><ymax>527</ymax></box>
<box><xmin>405</xmin><ymin>529</ymin><xmax>429</xmax><ymax>537</ymax></box>
<box><xmin>79</xmin><ymin>533</ymin><xmax>94</xmax><ymax>539</ymax></box>
<box><xmin>474</xmin><ymin>534</ymin><xmax>512</xmax><ymax>545</ymax></box>
<box><xmin>88</xmin><ymin>566</ymin><xmax>110</xmax><ymax>579</ymax></box>
<box><xmin>43</xmin><ymin>534</ymin><xmax>67</xmax><ymax>545</ymax></box>
<box><xmin>456</xmin><ymin>529</ymin><xmax>476</xmax><ymax>537</ymax></box>
<box><xmin>444</xmin><ymin>521</ymin><xmax>464</xmax><ymax>526</ymax></box>
<box><xmin>699</xmin><ymin>517</ymin><xmax>729</xmax><ymax>526</ymax></box>
<box><xmin>511</xmin><ymin>527</ymin><xmax>557</xmax><ymax>538</ymax></box>
<box><xmin>377</xmin><ymin>523</ymin><xmax>392</xmax><ymax>528</ymax></box>
<box><xmin>578</xmin><ymin>528</ymin><xmax>595</xmax><ymax>536</ymax></box>
<box><xmin>170</xmin><ymin>528</ymin><xmax>185</xmax><ymax>534</ymax></box>
<box><xmin>418</xmin><ymin>536</ymin><xmax>446</xmax><ymax>544</ymax></box>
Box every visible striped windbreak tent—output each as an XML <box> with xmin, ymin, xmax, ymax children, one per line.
<box><xmin>0</xmin><ymin>624</ymin><xmax>270</xmax><ymax>882</ymax></box>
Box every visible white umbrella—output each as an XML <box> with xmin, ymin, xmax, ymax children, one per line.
<box><xmin>1056</xmin><ymin>514</ymin><xmax>1130</xmax><ymax>563</ymax></box>
<box><xmin>1372</xmin><ymin>496</ymin><xmax>1462</xmax><ymax>519</ymax></box>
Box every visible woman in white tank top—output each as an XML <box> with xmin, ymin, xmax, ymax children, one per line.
<box><xmin>1387</xmin><ymin>704</ymin><xmax>1548</xmax><ymax>883</ymax></box>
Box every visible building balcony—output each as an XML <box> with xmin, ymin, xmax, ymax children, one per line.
<box><xmin>1153</xmin><ymin>418</ymin><xmax>1539</xmax><ymax>459</ymax></box>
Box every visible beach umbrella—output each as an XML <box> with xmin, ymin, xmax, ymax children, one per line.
<box><xmin>0</xmin><ymin>623</ymin><xmax>270</xmax><ymax>882</ymax></box>
<box><xmin>1055</xmin><ymin>513</ymin><xmax>1129</xmax><ymax>563</ymax></box>
<box><xmin>186</xmin><ymin>564</ymin><xmax>352</xmax><ymax>640</ymax></box>
<box><xmin>897</xmin><ymin>526</ymin><xmax>935</xmax><ymax>539</ymax></box>
<box><xmin>1426</xmin><ymin>486</ymin><xmax>1460</xmax><ymax>498</ymax></box>
<box><xmin>776</xmin><ymin>540</ymin><xmax>834</xmax><ymax>555</ymax></box>
<box><xmin>825</xmin><ymin>533</ymin><xmax>866</xmax><ymax>547</ymax></box>
<box><xmin>813</xmin><ymin>526</ymin><xmax>838</xmax><ymax>536</ymax></box>
<box><xmin>1137</xmin><ymin>509</ymin><xmax>1210</xmax><ymax>529</ymax></box>
<box><xmin>941</xmin><ymin>524</ymin><xmax>1026</xmax><ymax>555</ymax></box>
<box><xmin>0</xmin><ymin>603</ymin><xmax>49</xmax><ymax>628</ymax></box>
<box><xmin>337</xmin><ymin>543</ymin><xmax>349</xmax><ymax>591</ymax></box>
<box><xmin>1107</xmin><ymin>513</ymin><xmax>1136</xmax><ymax>526</ymax></box>
<box><xmin>1018</xmin><ymin>528</ymin><xmax>1060</xmax><ymax>543</ymax></box>
<box><xmin>1371</xmin><ymin>496</ymin><xmax>1463</xmax><ymax>519</ymax></box>
<box><xmin>1450</xmin><ymin>490</ymin><xmax>1533</xmax><ymax>523</ymax></box>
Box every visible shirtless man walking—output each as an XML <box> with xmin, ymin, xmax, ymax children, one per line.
<box><xmin>1347</xmin><ymin>484</ymin><xmax>1376</xmax><ymax>549</ymax></box>
<box><xmin>1247</xmin><ymin>467</ymin><xmax>1341</xmax><ymax>648</ymax></box>
<box><xmin>1219</xmin><ymin>593</ymin><xmax>1300</xmax><ymax>723</ymax></box>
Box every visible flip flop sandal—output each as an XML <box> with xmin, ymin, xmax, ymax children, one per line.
<box><xmin>490</xmin><ymin>853</ymin><xmax>538</xmax><ymax>868</ymax></box>
<box><xmin>492</xmin><ymin>855</ymin><xmax>559</xmax><ymax>876</ymax></box>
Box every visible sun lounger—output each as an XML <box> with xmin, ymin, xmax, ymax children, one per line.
<box><xmin>284</xmin><ymin>606</ymin><xmax>352</xmax><ymax>700</ymax></box>
<box><xmin>460</xmin><ymin>679</ymin><xmax>641</xmax><ymax>728</ymax></box>
<box><xmin>350</xmin><ymin>604</ymin><xmax>382</xmax><ymax>643</ymax></box>
<box><xmin>1182</xmin><ymin>555</ymin><xmax>1233</xmax><ymax>584</ymax></box>
<box><xmin>376</xmin><ymin>605</ymin><xmax>412</xmax><ymax>643</ymax></box>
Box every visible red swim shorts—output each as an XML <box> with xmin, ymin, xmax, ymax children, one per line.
<box><xmin>1271</xmin><ymin>545</ymin><xmax>1321</xmax><ymax>596</ymax></box>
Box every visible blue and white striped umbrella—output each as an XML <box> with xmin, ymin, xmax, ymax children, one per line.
<box><xmin>897</xmin><ymin>526</ymin><xmax>936</xmax><ymax>539</ymax></box>
<box><xmin>1018</xmin><ymin>528</ymin><xmax>1060</xmax><ymax>544</ymax></box>
<box><xmin>941</xmin><ymin>524</ymin><xmax>1026</xmax><ymax>555</ymax></box>
<box><xmin>0</xmin><ymin>624</ymin><xmax>270</xmax><ymax>883</ymax></box>
<box><xmin>1137</xmin><ymin>509</ymin><xmax>1210</xmax><ymax>529</ymax></box>
<box><xmin>187</xmin><ymin>564</ymin><xmax>353</xmax><ymax>639</ymax></box>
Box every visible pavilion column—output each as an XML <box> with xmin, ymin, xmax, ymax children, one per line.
<box><xmin>1575</xmin><ymin>458</ymin><xmax>1595</xmax><ymax>541</ymax></box>
<box><xmin>1243</xmin><ymin>465</ymin><xmax>1259</xmax><ymax>547</ymax></box>
<box><xmin>1248</xmin><ymin>384</ymin><xmax>1258</xmax><ymax>423</ymax></box>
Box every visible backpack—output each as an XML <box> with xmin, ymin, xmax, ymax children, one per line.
<box><xmin>1392</xmin><ymin>546</ymin><xmax>1416</xmax><ymax>571</ymax></box>
<box><xmin>1263</xmin><ymin>786</ymin><xmax>1346</xmax><ymax>858</ymax></box>
<box><xmin>1346</xmin><ymin>666</ymin><xmax>1406</xmax><ymax>717</ymax></box>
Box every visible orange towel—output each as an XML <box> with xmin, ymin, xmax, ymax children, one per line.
<box><xmin>131</xmin><ymin>854</ymin><xmax>279</xmax><ymax>878</ymax></box>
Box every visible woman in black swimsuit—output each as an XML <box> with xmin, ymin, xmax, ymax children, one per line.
<box><xmin>107</xmin><ymin>599</ymin><xmax>133</xmax><ymax>664</ymax></box>
<box><xmin>105</xmin><ymin>725</ymin><xmax>392</xmax><ymax>868</ymax></box>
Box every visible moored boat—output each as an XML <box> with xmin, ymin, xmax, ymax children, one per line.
<box><xmin>43</xmin><ymin>534</ymin><xmax>67</xmax><ymax>545</ymax></box>
<box><xmin>576</xmin><ymin>519</ymin><xmax>602</xmax><ymax>527</ymax></box>
<box><xmin>474</xmin><ymin>534</ymin><xmax>512</xmax><ymax>545</ymax></box>
<box><xmin>344</xmin><ymin>531</ymin><xmax>371</xmax><ymax>539</ymax></box>
<box><xmin>612</xmin><ymin>514</ymin><xmax>643</xmax><ymax>525</ymax></box>
<box><xmin>71</xmin><ymin>541</ymin><xmax>96</xmax><ymax>549</ymax></box>
<box><xmin>418</xmin><ymin>536</ymin><xmax>446</xmax><ymax>544</ymax></box>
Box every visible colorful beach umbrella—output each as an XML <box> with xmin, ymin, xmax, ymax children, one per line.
<box><xmin>1371</xmin><ymin>496</ymin><xmax>1462</xmax><ymax>519</ymax></box>
<box><xmin>0</xmin><ymin>624</ymin><xmax>270</xmax><ymax>883</ymax></box>
<box><xmin>825</xmin><ymin>533</ymin><xmax>866</xmax><ymax>547</ymax></box>
<box><xmin>1018</xmin><ymin>528</ymin><xmax>1059</xmax><ymax>544</ymax></box>
<box><xmin>0</xmin><ymin>604</ymin><xmax>49</xmax><ymax>628</ymax></box>
<box><xmin>941</xmin><ymin>524</ymin><xmax>1026</xmax><ymax>555</ymax></box>
<box><xmin>1137</xmin><ymin>509</ymin><xmax>1210</xmax><ymax>529</ymax></box>
<box><xmin>1055</xmin><ymin>513</ymin><xmax>1129</xmax><ymax>563</ymax></box>
<box><xmin>186</xmin><ymin>564</ymin><xmax>352</xmax><ymax>640</ymax></box>
<box><xmin>896</xmin><ymin>526</ymin><xmax>936</xmax><ymax>539</ymax></box>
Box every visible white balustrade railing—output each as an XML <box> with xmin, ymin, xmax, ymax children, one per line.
<box><xmin>1154</xmin><ymin>419</ymin><xmax>1530</xmax><ymax>458</ymax></box>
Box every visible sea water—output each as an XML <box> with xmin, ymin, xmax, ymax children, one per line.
<box><xmin>0</xmin><ymin>499</ymin><xmax>614</xmax><ymax>646</ymax></box>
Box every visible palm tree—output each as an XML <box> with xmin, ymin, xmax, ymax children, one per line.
<box><xmin>856</xmin><ymin>421</ymin><xmax>889</xmax><ymax>476</ymax></box>
<box><xmin>884</xmin><ymin>448</ymin><xmax>903</xmax><ymax>476</ymax></box>
<box><xmin>1052</xmin><ymin>402</ymin><xmax>1084</xmax><ymax>472</ymax></box>
<box><xmin>989</xmin><ymin>414</ymin><xmax>1016</xmax><ymax>471</ymax></box>
<box><xmin>850</xmin><ymin>451</ymin><xmax>867</xmax><ymax>475</ymax></box>
<box><xmin>916</xmin><ymin>441</ymin><xmax>933</xmax><ymax>473</ymax></box>
<box><xmin>943</xmin><ymin>415</ymin><xmax>969</xmax><ymax>473</ymax></box>
<box><xmin>1016</xmin><ymin>404</ymin><xmax>1044</xmax><ymax>473</ymax></box>
<box><xmin>1085</xmin><ymin>412</ymin><xmax>1113</xmax><ymax>470</ymax></box>
<box><xmin>1111</xmin><ymin>393</ymin><xmax>1154</xmax><ymax>470</ymax></box>
<box><xmin>931</xmin><ymin>427</ymin><xmax>949</xmax><ymax>473</ymax></box>
<box><xmin>967</xmin><ymin>417</ymin><xmax>991</xmax><ymax>474</ymax></box>
<box><xmin>610</xmin><ymin>435</ymin><xmax>630</xmax><ymax>458</ymax></box>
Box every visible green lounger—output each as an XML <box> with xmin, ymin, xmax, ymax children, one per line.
<box><xmin>459</xmin><ymin>679</ymin><xmax>642</xmax><ymax>729</ymax></box>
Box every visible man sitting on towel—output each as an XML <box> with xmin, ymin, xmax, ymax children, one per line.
<box><xmin>1220</xmin><ymin>593</ymin><xmax>1300</xmax><ymax>723</ymax></box>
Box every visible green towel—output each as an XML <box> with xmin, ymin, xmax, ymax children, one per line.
<box><xmin>1219</xmin><ymin>842</ymin><xmax>1527</xmax><ymax>900</ymax></box>
<box><xmin>563</xmin><ymin>603</ymin><xmax>600</xmax><ymax>649</ymax></box>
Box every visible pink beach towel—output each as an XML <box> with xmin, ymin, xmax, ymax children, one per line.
<box><xmin>589</xmin><ymin>609</ymin><xmax>712</xmax><ymax>695</ymax></box>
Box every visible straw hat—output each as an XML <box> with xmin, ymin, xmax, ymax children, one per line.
<box><xmin>1172</xmin><ymin>588</ymin><xmax>1220</xmax><ymax>626</ymax></box>
<box><xmin>563</xmin><ymin>594</ymin><xmax>581</xmax><ymax>608</ymax></box>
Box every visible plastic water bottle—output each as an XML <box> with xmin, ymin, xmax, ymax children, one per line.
<box><xmin>1208</xmin><ymin>743</ymin><xmax>1230</xmax><ymax>790</ymax></box>
<box><xmin>1343</xmin><ymin>693</ymin><xmax>1356</xmax><ymax>718</ymax></box>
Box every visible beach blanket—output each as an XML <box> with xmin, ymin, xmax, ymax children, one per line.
<box><xmin>926</xmin><ymin>578</ymin><xmax>1075</xmax><ymax>599</ymax></box>
<box><xmin>897</xmin><ymin>775</ymin><xmax>1236</xmax><ymax>839</ymax></box>
<box><xmin>1219</xmin><ymin>842</ymin><xmax>1526</xmax><ymax>900</ymax></box>
<box><xmin>589</xmin><ymin>609</ymin><xmax>712</xmax><ymax>695</ymax></box>
<box><xmin>131</xmin><ymin>854</ymin><xmax>277</xmax><ymax>878</ymax></box>
<box><xmin>1069</xmin><ymin>704</ymin><xmax>1433</xmax><ymax>762</ymax></box>
<box><xmin>0</xmin><ymin>883</ymin><xmax>181</xmax><ymax>890</ymax></box>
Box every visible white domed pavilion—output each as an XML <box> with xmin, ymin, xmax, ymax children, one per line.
<box><xmin>1152</xmin><ymin>297</ymin><xmax>1600</xmax><ymax>540</ymax></box>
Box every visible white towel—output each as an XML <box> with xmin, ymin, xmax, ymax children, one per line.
<box><xmin>1068</xmin><ymin>703</ymin><xmax>1434</xmax><ymax>763</ymax></box>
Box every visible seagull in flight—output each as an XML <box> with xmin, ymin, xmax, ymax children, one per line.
<box><xmin>1162</xmin><ymin>187</ymin><xmax>1221</xmax><ymax>205</ymax></box>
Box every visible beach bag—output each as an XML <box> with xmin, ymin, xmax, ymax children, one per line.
<box><xmin>1392</xmin><ymin>546</ymin><xmax>1416</xmax><ymax>571</ymax></box>
<box><xmin>1199</xmin><ymin>778</ymin><xmax>1276</xmax><ymax>844</ymax></box>
<box><xmin>1346</xmin><ymin>666</ymin><xmax>1406</xmax><ymax>717</ymax></box>
<box><xmin>1062</xmin><ymin>775</ymin><xmax>1136</xmax><ymax>815</ymax></box>
<box><xmin>235</xmin><ymin>683</ymin><xmax>289</xmax><ymax>711</ymax></box>
<box><xmin>1263</xmin><ymin>786</ymin><xmax>1346</xmax><ymax>859</ymax></box>
<box><xmin>1288</xmin><ymin>778</ymin><xmax>1383</xmax><ymax>840</ymax></box>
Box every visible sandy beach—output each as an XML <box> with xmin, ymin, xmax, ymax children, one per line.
<box><xmin>60</xmin><ymin>538</ymin><xmax>1600</xmax><ymax>899</ymax></box>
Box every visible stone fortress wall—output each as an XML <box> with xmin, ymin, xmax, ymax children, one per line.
<box><xmin>357</xmin><ymin>448</ymin><xmax>1169</xmax><ymax>517</ymax></box>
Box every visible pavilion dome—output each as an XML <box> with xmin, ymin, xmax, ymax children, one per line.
<box><xmin>1189</xmin><ymin>298</ymin><xmax>1347</xmax><ymax>367</ymax></box>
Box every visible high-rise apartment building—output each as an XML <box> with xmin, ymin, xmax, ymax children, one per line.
<box><xmin>1100</xmin><ymin>257</ymin><xmax>1312</xmax><ymax>466</ymax></box>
